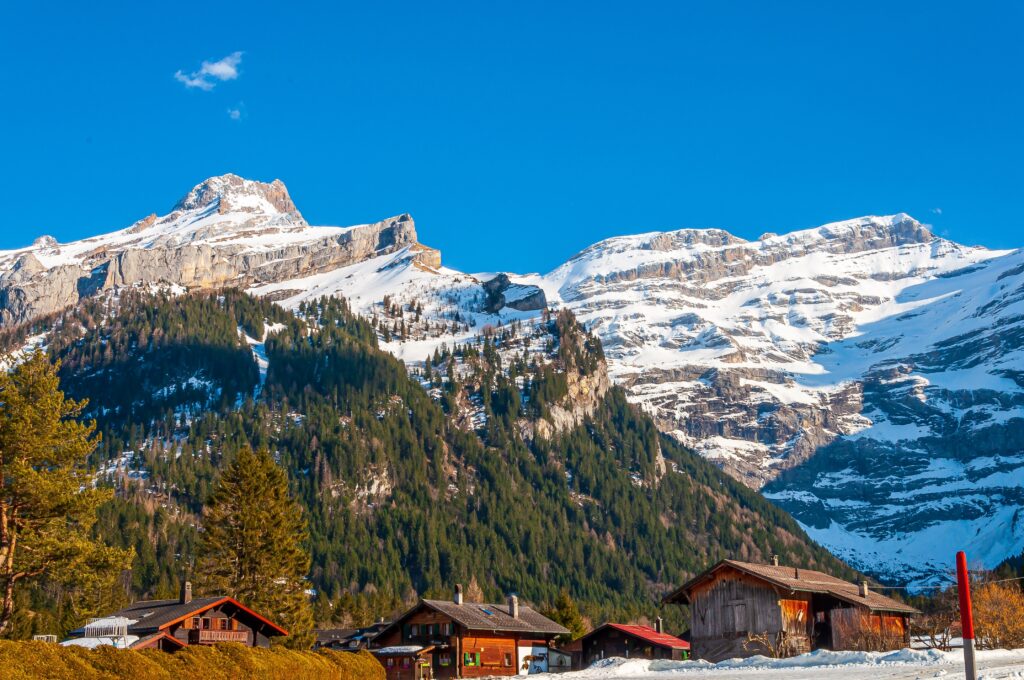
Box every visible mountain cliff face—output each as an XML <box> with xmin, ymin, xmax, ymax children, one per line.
<box><xmin>0</xmin><ymin>174</ymin><xmax>424</xmax><ymax>326</ymax></box>
<box><xmin>5</xmin><ymin>174</ymin><xmax>1022</xmax><ymax>589</ymax></box>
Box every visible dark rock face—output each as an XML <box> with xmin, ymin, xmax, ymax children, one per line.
<box><xmin>482</xmin><ymin>274</ymin><xmax>548</xmax><ymax>313</ymax></box>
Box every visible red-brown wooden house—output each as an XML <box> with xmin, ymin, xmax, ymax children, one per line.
<box><xmin>66</xmin><ymin>581</ymin><xmax>288</xmax><ymax>650</ymax></box>
<box><xmin>371</xmin><ymin>585</ymin><xmax>569</xmax><ymax>678</ymax></box>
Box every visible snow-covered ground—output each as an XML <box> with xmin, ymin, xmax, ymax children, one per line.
<box><xmin>530</xmin><ymin>649</ymin><xmax>1024</xmax><ymax>679</ymax></box>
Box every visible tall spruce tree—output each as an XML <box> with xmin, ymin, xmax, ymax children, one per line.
<box><xmin>0</xmin><ymin>351</ymin><xmax>132</xmax><ymax>637</ymax></box>
<box><xmin>196</xmin><ymin>446</ymin><xmax>314</xmax><ymax>648</ymax></box>
<box><xmin>543</xmin><ymin>589</ymin><xmax>586</xmax><ymax>645</ymax></box>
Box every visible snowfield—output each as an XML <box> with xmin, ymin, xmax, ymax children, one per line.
<box><xmin>530</xmin><ymin>649</ymin><xmax>1024</xmax><ymax>679</ymax></box>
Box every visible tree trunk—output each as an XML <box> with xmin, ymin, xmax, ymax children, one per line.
<box><xmin>0</xmin><ymin>576</ymin><xmax>15</xmax><ymax>637</ymax></box>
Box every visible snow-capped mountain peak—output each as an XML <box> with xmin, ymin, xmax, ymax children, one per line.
<box><xmin>171</xmin><ymin>173</ymin><xmax>304</xmax><ymax>223</ymax></box>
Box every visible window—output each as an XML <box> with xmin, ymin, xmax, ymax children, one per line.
<box><xmin>464</xmin><ymin>652</ymin><xmax>480</xmax><ymax>667</ymax></box>
<box><xmin>410</xmin><ymin>624</ymin><xmax>419</xmax><ymax>636</ymax></box>
<box><xmin>504</xmin><ymin>652</ymin><xmax>513</xmax><ymax>667</ymax></box>
<box><xmin>400</xmin><ymin>657</ymin><xmax>411</xmax><ymax>669</ymax></box>
<box><xmin>438</xmin><ymin>653</ymin><xmax>451</xmax><ymax>667</ymax></box>
<box><xmin>189</xmin><ymin>617</ymin><xmax>200</xmax><ymax>629</ymax></box>
<box><xmin>386</xmin><ymin>658</ymin><xmax>394</xmax><ymax>668</ymax></box>
<box><xmin>442</xmin><ymin>623</ymin><xmax>453</xmax><ymax>636</ymax></box>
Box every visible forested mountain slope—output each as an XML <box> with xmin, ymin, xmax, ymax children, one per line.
<box><xmin>16</xmin><ymin>289</ymin><xmax>853</xmax><ymax>632</ymax></box>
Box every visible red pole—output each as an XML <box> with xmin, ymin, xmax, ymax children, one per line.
<box><xmin>956</xmin><ymin>551</ymin><xmax>977</xmax><ymax>680</ymax></box>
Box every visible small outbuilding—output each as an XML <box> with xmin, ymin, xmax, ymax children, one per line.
<box><xmin>663</xmin><ymin>559</ymin><xmax>918</xmax><ymax>662</ymax></box>
<box><xmin>580</xmin><ymin>619</ymin><xmax>690</xmax><ymax>666</ymax></box>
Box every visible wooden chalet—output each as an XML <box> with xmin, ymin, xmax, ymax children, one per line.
<box><xmin>664</xmin><ymin>559</ymin><xmax>919</xmax><ymax>662</ymax></box>
<box><xmin>580</xmin><ymin>618</ymin><xmax>690</xmax><ymax>666</ymax></box>
<box><xmin>371</xmin><ymin>585</ymin><xmax>569</xmax><ymax>678</ymax></box>
<box><xmin>66</xmin><ymin>582</ymin><xmax>288</xmax><ymax>650</ymax></box>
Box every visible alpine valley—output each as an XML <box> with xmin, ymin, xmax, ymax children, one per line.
<box><xmin>2</xmin><ymin>175</ymin><xmax>1021</xmax><ymax>625</ymax></box>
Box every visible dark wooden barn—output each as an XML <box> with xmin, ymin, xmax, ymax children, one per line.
<box><xmin>580</xmin><ymin>619</ymin><xmax>690</xmax><ymax>666</ymax></box>
<box><xmin>371</xmin><ymin>585</ymin><xmax>568</xmax><ymax>678</ymax></box>
<box><xmin>664</xmin><ymin>559</ymin><xmax>918</xmax><ymax>662</ymax></box>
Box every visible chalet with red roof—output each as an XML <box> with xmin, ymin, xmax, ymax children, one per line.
<box><xmin>580</xmin><ymin>618</ymin><xmax>690</xmax><ymax>665</ymax></box>
<box><xmin>64</xmin><ymin>581</ymin><xmax>288</xmax><ymax>650</ymax></box>
<box><xmin>664</xmin><ymin>558</ymin><xmax>919</xmax><ymax>662</ymax></box>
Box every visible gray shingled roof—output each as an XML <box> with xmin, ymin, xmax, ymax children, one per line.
<box><xmin>374</xmin><ymin>598</ymin><xmax>569</xmax><ymax>639</ymax></box>
<box><xmin>421</xmin><ymin>599</ymin><xmax>569</xmax><ymax>635</ymax></box>
<box><xmin>108</xmin><ymin>597</ymin><xmax>225</xmax><ymax>634</ymax></box>
<box><xmin>93</xmin><ymin>596</ymin><xmax>288</xmax><ymax>636</ymax></box>
<box><xmin>665</xmin><ymin>559</ymin><xmax>919</xmax><ymax>615</ymax></box>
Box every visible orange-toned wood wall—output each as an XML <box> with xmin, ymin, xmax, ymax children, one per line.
<box><xmin>458</xmin><ymin>635</ymin><xmax>518</xmax><ymax>677</ymax></box>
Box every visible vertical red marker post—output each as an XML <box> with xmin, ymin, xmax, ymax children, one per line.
<box><xmin>956</xmin><ymin>550</ymin><xmax>977</xmax><ymax>680</ymax></box>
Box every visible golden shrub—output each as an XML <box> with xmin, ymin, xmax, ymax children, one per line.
<box><xmin>973</xmin><ymin>582</ymin><xmax>1024</xmax><ymax>650</ymax></box>
<box><xmin>0</xmin><ymin>640</ymin><xmax>384</xmax><ymax>680</ymax></box>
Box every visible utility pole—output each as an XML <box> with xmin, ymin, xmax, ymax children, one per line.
<box><xmin>955</xmin><ymin>551</ymin><xmax>977</xmax><ymax>680</ymax></box>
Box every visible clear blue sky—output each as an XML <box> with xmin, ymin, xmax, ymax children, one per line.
<box><xmin>1</xmin><ymin>1</ymin><xmax>1021</xmax><ymax>273</ymax></box>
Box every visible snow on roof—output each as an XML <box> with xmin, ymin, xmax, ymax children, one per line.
<box><xmin>61</xmin><ymin>635</ymin><xmax>140</xmax><ymax>649</ymax></box>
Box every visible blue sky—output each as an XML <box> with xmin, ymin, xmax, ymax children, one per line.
<box><xmin>1</xmin><ymin>1</ymin><xmax>1021</xmax><ymax>273</ymax></box>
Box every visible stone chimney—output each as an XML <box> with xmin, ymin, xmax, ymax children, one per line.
<box><xmin>771</xmin><ymin>554</ymin><xmax>779</xmax><ymax>566</ymax></box>
<box><xmin>180</xmin><ymin>580</ymin><xmax>192</xmax><ymax>604</ymax></box>
<box><xmin>655</xmin><ymin>617</ymin><xmax>664</xmax><ymax>634</ymax></box>
<box><xmin>508</xmin><ymin>594</ymin><xmax>519</xmax><ymax>619</ymax></box>
<box><xmin>859</xmin><ymin>580</ymin><xmax>869</xmax><ymax>598</ymax></box>
<box><xmin>454</xmin><ymin>584</ymin><xmax>463</xmax><ymax>605</ymax></box>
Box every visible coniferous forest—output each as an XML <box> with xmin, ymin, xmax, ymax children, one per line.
<box><xmin>6</xmin><ymin>289</ymin><xmax>856</xmax><ymax>637</ymax></box>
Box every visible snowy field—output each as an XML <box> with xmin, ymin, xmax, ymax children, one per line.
<box><xmin>528</xmin><ymin>649</ymin><xmax>1024</xmax><ymax>679</ymax></box>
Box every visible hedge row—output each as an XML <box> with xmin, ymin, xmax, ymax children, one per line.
<box><xmin>0</xmin><ymin>641</ymin><xmax>385</xmax><ymax>680</ymax></box>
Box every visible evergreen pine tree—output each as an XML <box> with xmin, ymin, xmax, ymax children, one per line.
<box><xmin>195</xmin><ymin>446</ymin><xmax>314</xmax><ymax>648</ymax></box>
<box><xmin>543</xmin><ymin>589</ymin><xmax>586</xmax><ymax>645</ymax></box>
<box><xmin>0</xmin><ymin>351</ymin><xmax>132</xmax><ymax>637</ymax></box>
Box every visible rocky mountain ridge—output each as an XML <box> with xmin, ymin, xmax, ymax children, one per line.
<box><xmin>0</xmin><ymin>174</ymin><xmax>428</xmax><ymax>326</ymax></box>
<box><xmin>6</xmin><ymin>174</ymin><xmax>1022</xmax><ymax>588</ymax></box>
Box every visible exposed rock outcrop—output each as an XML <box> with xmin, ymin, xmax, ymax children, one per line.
<box><xmin>0</xmin><ymin>176</ymin><xmax>426</xmax><ymax>326</ymax></box>
<box><xmin>482</xmin><ymin>274</ymin><xmax>547</xmax><ymax>312</ymax></box>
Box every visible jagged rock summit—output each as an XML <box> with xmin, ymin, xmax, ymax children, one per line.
<box><xmin>0</xmin><ymin>174</ymin><xmax>426</xmax><ymax>326</ymax></box>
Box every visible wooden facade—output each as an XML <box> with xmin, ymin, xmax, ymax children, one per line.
<box><xmin>371</xmin><ymin>589</ymin><xmax>568</xmax><ymax>678</ymax></box>
<box><xmin>69</xmin><ymin>584</ymin><xmax>289</xmax><ymax>651</ymax></box>
<box><xmin>665</xmin><ymin>560</ymin><xmax>918</xmax><ymax>662</ymax></box>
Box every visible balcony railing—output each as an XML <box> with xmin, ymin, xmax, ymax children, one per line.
<box><xmin>189</xmin><ymin>629</ymin><xmax>250</xmax><ymax>645</ymax></box>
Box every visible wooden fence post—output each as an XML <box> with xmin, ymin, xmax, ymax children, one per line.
<box><xmin>955</xmin><ymin>551</ymin><xmax>977</xmax><ymax>680</ymax></box>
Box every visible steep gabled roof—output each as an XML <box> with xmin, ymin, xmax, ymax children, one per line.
<box><xmin>104</xmin><ymin>596</ymin><xmax>289</xmax><ymax>636</ymax></box>
<box><xmin>130</xmin><ymin>631</ymin><xmax>187</xmax><ymax>651</ymax></box>
<box><xmin>374</xmin><ymin>598</ymin><xmax>569</xmax><ymax>641</ymax></box>
<box><xmin>420</xmin><ymin>599</ymin><xmax>569</xmax><ymax>635</ymax></box>
<box><xmin>664</xmin><ymin>560</ymin><xmax>919</xmax><ymax>615</ymax></box>
<box><xmin>583</xmin><ymin>623</ymin><xmax>690</xmax><ymax>650</ymax></box>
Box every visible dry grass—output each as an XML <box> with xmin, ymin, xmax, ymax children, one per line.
<box><xmin>0</xmin><ymin>641</ymin><xmax>384</xmax><ymax>680</ymax></box>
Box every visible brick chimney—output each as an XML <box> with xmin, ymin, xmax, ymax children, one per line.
<box><xmin>454</xmin><ymin>584</ymin><xmax>463</xmax><ymax>605</ymax></box>
<box><xmin>180</xmin><ymin>580</ymin><xmax>192</xmax><ymax>604</ymax></box>
<box><xmin>508</xmin><ymin>594</ymin><xmax>519</xmax><ymax>619</ymax></box>
<box><xmin>655</xmin><ymin>617</ymin><xmax>664</xmax><ymax>634</ymax></box>
<box><xmin>859</xmin><ymin>580</ymin><xmax>869</xmax><ymax>598</ymax></box>
<box><xmin>771</xmin><ymin>554</ymin><xmax>779</xmax><ymax>566</ymax></box>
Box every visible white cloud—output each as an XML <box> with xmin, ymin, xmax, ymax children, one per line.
<box><xmin>227</xmin><ymin>107</ymin><xmax>242</xmax><ymax>120</ymax></box>
<box><xmin>931</xmin><ymin>207</ymin><xmax>943</xmax><ymax>215</ymax></box>
<box><xmin>175</xmin><ymin>52</ymin><xmax>244</xmax><ymax>91</ymax></box>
